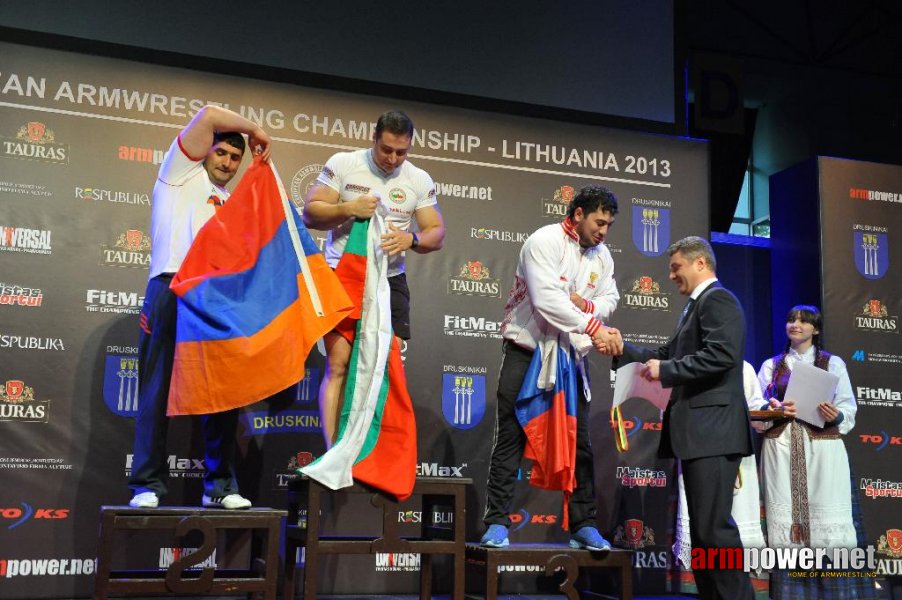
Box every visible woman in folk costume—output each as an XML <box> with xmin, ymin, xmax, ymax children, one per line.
<box><xmin>758</xmin><ymin>304</ymin><xmax>876</xmax><ymax>600</ymax></box>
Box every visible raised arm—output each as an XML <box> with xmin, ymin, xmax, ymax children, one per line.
<box><xmin>178</xmin><ymin>105</ymin><xmax>271</xmax><ymax>161</ymax></box>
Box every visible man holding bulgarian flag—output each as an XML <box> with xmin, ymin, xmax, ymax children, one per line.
<box><xmin>299</xmin><ymin>111</ymin><xmax>445</xmax><ymax>500</ymax></box>
<box><xmin>481</xmin><ymin>185</ymin><xmax>624</xmax><ymax>549</ymax></box>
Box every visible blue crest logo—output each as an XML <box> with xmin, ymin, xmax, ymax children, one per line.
<box><xmin>632</xmin><ymin>207</ymin><xmax>670</xmax><ymax>256</ymax></box>
<box><xmin>853</xmin><ymin>232</ymin><xmax>888</xmax><ymax>279</ymax></box>
<box><xmin>441</xmin><ymin>373</ymin><xmax>486</xmax><ymax>430</ymax></box>
<box><xmin>294</xmin><ymin>368</ymin><xmax>321</xmax><ymax>404</ymax></box>
<box><xmin>103</xmin><ymin>355</ymin><xmax>139</xmax><ymax>416</ymax></box>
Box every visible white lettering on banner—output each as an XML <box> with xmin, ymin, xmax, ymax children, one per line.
<box><xmin>0</xmin><ymin>73</ymin><xmax>47</xmax><ymax>98</ymax></box>
<box><xmin>0</xmin><ymin>557</ymin><xmax>96</xmax><ymax>578</ymax></box>
<box><xmin>435</xmin><ymin>181</ymin><xmax>493</xmax><ymax>200</ymax></box>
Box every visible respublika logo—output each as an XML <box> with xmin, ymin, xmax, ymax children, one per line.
<box><xmin>441</xmin><ymin>373</ymin><xmax>486</xmax><ymax>429</ymax></box>
<box><xmin>289</xmin><ymin>164</ymin><xmax>324</xmax><ymax>208</ymax></box>
<box><xmin>622</xmin><ymin>276</ymin><xmax>671</xmax><ymax>311</ymax></box>
<box><xmin>0</xmin><ymin>282</ymin><xmax>43</xmax><ymax>308</ymax></box>
<box><xmin>632</xmin><ymin>207</ymin><xmax>670</xmax><ymax>256</ymax></box>
<box><xmin>540</xmin><ymin>185</ymin><xmax>575</xmax><ymax>218</ymax></box>
<box><xmin>103</xmin><ymin>355</ymin><xmax>139</xmax><ymax>417</ymax></box>
<box><xmin>100</xmin><ymin>230</ymin><xmax>151</xmax><ymax>269</ymax></box>
<box><xmin>0</xmin><ymin>226</ymin><xmax>52</xmax><ymax>255</ymax></box>
<box><xmin>1</xmin><ymin>503</ymin><xmax>69</xmax><ymax>530</ymax></box>
<box><xmin>470</xmin><ymin>227</ymin><xmax>529</xmax><ymax>244</ymax></box>
<box><xmin>1</xmin><ymin>122</ymin><xmax>68</xmax><ymax>165</ymax></box>
<box><xmin>448</xmin><ymin>261</ymin><xmax>502</xmax><ymax>298</ymax></box>
<box><xmin>853</xmin><ymin>227</ymin><xmax>889</xmax><ymax>279</ymax></box>
<box><xmin>0</xmin><ymin>380</ymin><xmax>50</xmax><ymax>423</ymax></box>
<box><xmin>75</xmin><ymin>186</ymin><xmax>149</xmax><ymax>206</ymax></box>
<box><xmin>613</xmin><ymin>519</ymin><xmax>656</xmax><ymax>550</ymax></box>
<box><xmin>854</xmin><ymin>299</ymin><xmax>898</xmax><ymax>333</ymax></box>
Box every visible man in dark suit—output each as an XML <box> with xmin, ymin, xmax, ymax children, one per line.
<box><xmin>604</xmin><ymin>236</ymin><xmax>753</xmax><ymax>600</ymax></box>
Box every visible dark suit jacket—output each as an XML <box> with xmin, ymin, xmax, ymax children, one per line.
<box><xmin>620</xmin><ymin>281</ymin><xmax>753</xmax><ymax>460</ymax></box>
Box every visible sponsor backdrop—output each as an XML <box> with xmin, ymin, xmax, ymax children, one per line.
<box><xmin>0</xmin><ymin>41</ymin><xmax>707</xmax><ymax>597</ymax></box>
<box><xmin>771</xmin><ymin>156</ymin><xmax>902</xmax><ymax>578</ymax></box>
<box><xmin>818</xmin><ymin>159</ymin><xmax>902</xmax><ymax>576</ymax></box>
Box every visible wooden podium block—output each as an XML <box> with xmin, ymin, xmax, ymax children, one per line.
<box><xmin>465</xmin><ymin>543</ymin><xmax>634</xmax><ymax>600</ymax></box>
<box><xmin>283</xmin><ymin>475</ymin><xmax>471</xmax><ymax>600</ymax></box>
<box><xmin>93</xmin><ymin>506</ymin><xmax>285</xmax><ymax>600</ymax></box>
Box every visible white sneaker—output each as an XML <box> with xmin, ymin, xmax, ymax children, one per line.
<box><xmin>129</xmin><ymin>491</ymin><xmax>159</xmax><ymax>508</ymax></box>
<box><xmin>202</xmin><ymin>493</ymin><xmax>252</xmax><ymax>510</ymax></box>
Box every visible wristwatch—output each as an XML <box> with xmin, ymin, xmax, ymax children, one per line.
<box><xmin>410</xmin><ymin>232</ymin><xmax>419</xmax><ymax>249</ymax></box>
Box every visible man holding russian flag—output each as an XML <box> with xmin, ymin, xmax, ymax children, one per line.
<box><xmin>128</xmin><ymin>106</ymin><xmax>271</xmax><ymax>510</ymax></box>
<box><xmin>481</xmin><ymin>185</ymin><xmax>624</xmax><ymax>550</ymax></box>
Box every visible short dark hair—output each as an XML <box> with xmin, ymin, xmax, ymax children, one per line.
<box><xmin>784</xmin><ymin>304</ymin><xmax>823</xmax><ymax>351</ymax></box>
<box><xmin>566</xmin><ymin>185</ymin><xmax>618</xmax><ymax>219</ymax></box>
<box><xmin>213</xmin><ymin>131</ymin><xmax>246</xmax><ymax>154</ymax></box>
<box><xmin>375</xmin><ymin>111</ymin><xmax>414</xmax><ymax>139</ymax></box>
<box><xmin>667</xmin><ymin>236</ymin><xmax>717</xmax><ymax>272</ymax></box>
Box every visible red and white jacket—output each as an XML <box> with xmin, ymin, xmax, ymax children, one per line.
<box><xmin>501</xmin><ymin>218</ymin><xmax>619</xmax><ymax>352</ymax></box>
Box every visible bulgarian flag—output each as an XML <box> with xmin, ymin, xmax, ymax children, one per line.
<box><xmin>299</xmin><ymin>212</ymin><xmax>417</xmax><ymax>501</ymax></box>
<box><xmin>167</xmin><ymin>160</ymin><xmax>352</xmax><ymax>415</ymax></box>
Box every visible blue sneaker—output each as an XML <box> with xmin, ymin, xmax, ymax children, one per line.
<box><xmin>480</xmin><ymin>524</ymin><xmax>510</xmax><ymax>547</ymax></box>
<box><xmin>569</xmin><ymin>526</ymin><xmax>612</xmax><ymax>551</ymax></box>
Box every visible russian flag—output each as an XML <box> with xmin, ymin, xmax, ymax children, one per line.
<box><xmin>166</xmin><ymin>159</ymin><xmax>352</xmax><ymax>416</ymax></box>
<box><xmin>300</xmin><ymin>213</ymin><xmax>417</xmax><ymax>501</ymax></box>
<box><xmin>515</xmin><ymin>343</ymin><xmax>579</xmax><ymax>529</ymax></box>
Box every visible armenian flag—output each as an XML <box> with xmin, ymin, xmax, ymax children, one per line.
<box><xmin>167</xmin><ymin>159</ymin><xmax>352</xmax><ymax>416</ymax></box>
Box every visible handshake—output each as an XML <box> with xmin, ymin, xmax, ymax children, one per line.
<box><xmin>571</xmin><ymin>293</ymin><xmax>623</xmax><ymax>356</ymax></box>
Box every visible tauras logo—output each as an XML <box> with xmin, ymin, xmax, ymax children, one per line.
<box><xmin>0</xmin><ymin>380</ymin><xmax>50</xmax><ymax>423</ymax></box>
<box><xmin>1</xmin><ymin>122</ymin><xmax>68</xmax><ymax>165</ymax></box>
<box><xmin>101</xmin><ymin>230</ymin><xmax>151</xmax><ymax>269</ymax></box>
<box><xmin>622</xmin><ymin>276</ymin><xmax>670</xmax><ymax>311</ymax></box>
<box><xmin>448</xmin><ymin>261</ymin><xmax>501</xmax><ymax>298</ymax></box>
<box><xmin>855</xmin><ymin>299</ymin><xmax>898</xmax><ymax>333</ymax></box>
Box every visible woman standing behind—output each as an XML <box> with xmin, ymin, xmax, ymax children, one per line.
<box><xmin>758</xmin><ymin>304</ymin><xmax>875</xmax><ymax>599</ymax></box>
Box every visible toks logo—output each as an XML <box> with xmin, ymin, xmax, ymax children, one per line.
<box><xmin>540</xmin><ymin>185</ymin><xmax>575</xmax><ymax>218</ymax></box>
<box><xmin>448</xmin><ymin>261</ymin><xmax>501</xmax><ymax>298</ymax></box>
<box><xmin>1</xmin><ymin>122</ymin><xmax>68</xmax><ymax>164</ymax></box>
<box><xmin>854</xmin><ymin>299</ymin><xmax>898</xmax><ymax>333</ymax></box>
<box><xmin>101</xmin><ymin>230</ymin><xmax>151</xmax><ymax>269</ymax></box>
<box><xmin>2</xmin><ymin>503</ymin><xmax>69</xmax><ymax>530</ymax></box>
<box><xmin>859</xmin><ymin>432</ymin><xmax>902</xmax><ymax>451</ymax></box>
<box><xmin>509</xmin><ymin>509</ymin><xmax>557</xmax><ymax>532</ymax></box>
<box><xmin>0</xmin><ymin>380</ymin><xmax>50</xmax><ymax>423</ymax></box>
<box><xmin>611</xmin><ymin>415</ymin><xmax>662</xmax><ymax>437</ymax></box>
<box><xmin>613</xmin><ymin>519</ymin><xmax>656</xmax><ymax>549</ymax></box>
<box><xmin>622</xmin><ymin>276</ymin><xmax>671</xmax><ymax>311</ymax></box>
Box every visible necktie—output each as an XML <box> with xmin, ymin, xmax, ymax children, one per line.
<box><xmin>676</xmin><ymin>298</ymin><xmax>696</xmax><ymax>330</ymax></box>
